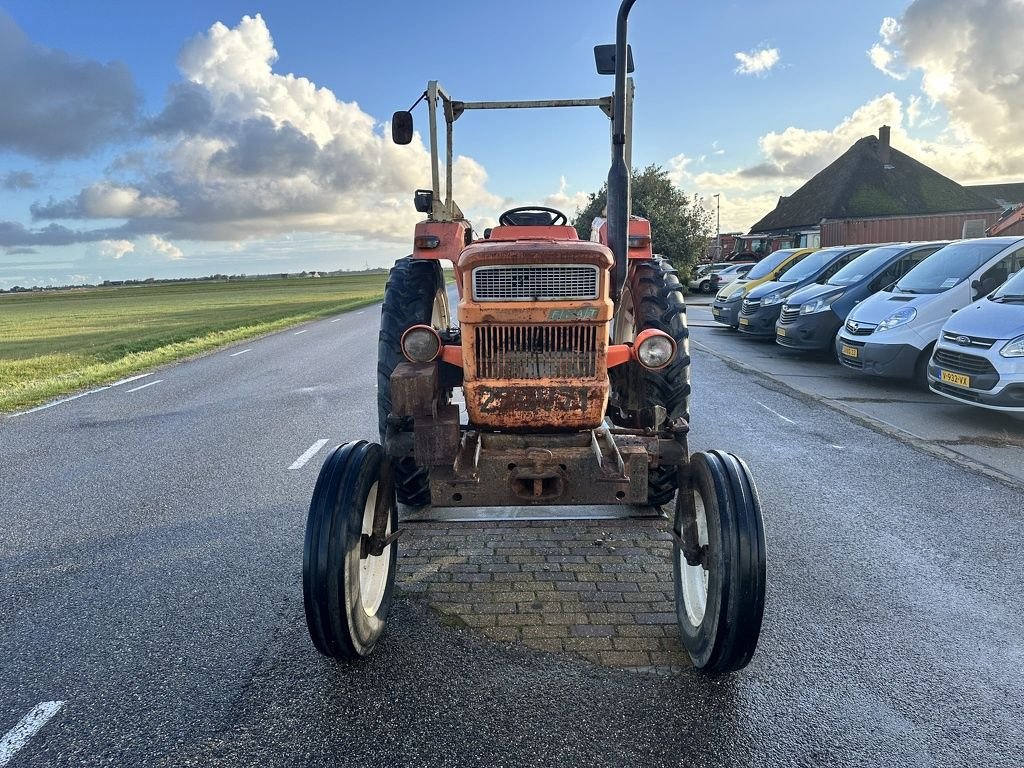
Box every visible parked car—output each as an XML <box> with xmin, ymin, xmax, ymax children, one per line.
<box><xmin>775</xmin><ymin>241</ymin><xmax>947</xmax><ymax>353</ymax></box>
<box><xmin>711</xmin><ymin>248</ymin><xmax>817</xmax><ymax>329</ymax></box>
<box><xmin>707</xmin><ymin>262</ymin><xmax>754</xmax><ymax>293</ymax></box>
<box><xmin>835</xmin><ymin>236</ymin><xmax>1024</xmax><ymax>384</ymax></box>
<box><xmin>737</xmin><ymin>245</ymin><xmax>873</xmax><ymax>338</ymax></box>
<box><xmin>688</xmin><ymin>261</ymin><xmax>751</xmax><ymax>293</ymax></box>
<box><xmin>927</xmin><ymin>267</ymin><xmax>1024</xmax><ymax>411</ymax></box>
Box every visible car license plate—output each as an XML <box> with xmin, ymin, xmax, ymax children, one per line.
<box><xmin>712</xmin><ymin>308</ymin><xmax>720</xmax><ymax>317</ymax></box>
<box><xmin>776</xmin><ymin>327</ymin><xmax>787</xmax><ymax>337</ymax></box>
<box><xmin>940</xmin><ymin>370</ymin><xmax>971</xmax><ymax>388</ymax></box>
<box><xmin>739</xmin><ymin>317</ymin><xmax>749</xmax><ymax>326</ymax></box>
<box><xmin>840</xmin><ymin>344</ymin><xmax>859</xmax><ymax>358</ymax></box>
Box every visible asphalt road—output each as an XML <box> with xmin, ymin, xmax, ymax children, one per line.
<box><xmin>2</xmin><ymin>296</ymin><xmax>1023</xmax><ymax>767</ymax></box>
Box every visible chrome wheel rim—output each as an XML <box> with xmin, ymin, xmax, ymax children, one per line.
<box><xmin>679</xmin><ymin>487</ymin><xmax>710</xmax><ymax>626</ymax></box>
<box><xmin>358</xmin><ymin>481</ymin><xmax>391</xmax><ymax>616</ymax></box>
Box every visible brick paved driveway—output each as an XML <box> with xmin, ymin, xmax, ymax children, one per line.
<box><xmin>396</xmin><ymin>518</ymin><xmax>691</xmax><ymax>672</ymax></box>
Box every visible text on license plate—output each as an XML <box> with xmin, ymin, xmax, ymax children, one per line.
<box><xmin>739</xmin><ymin>317</ymin><xmax>749</xmax><ymax>326</ymax></box>
<box><xmin>840</xmin><ymin>344</ymin><xmax>859</xmax><ymax>358</ymax></box>
<box><xmin>712</xmin><ymin>308</ymin><xmax>721</xmax><ymax>317</ymax></box>
<box><xmin>776</xmin><ymin>327</ymin><xmax>787</xmax><ymax>337</ymax></box>
<box><xmin>940</xmin><ymin>370</ymin><xmax>971</xmax><ymax>388</ymax></box>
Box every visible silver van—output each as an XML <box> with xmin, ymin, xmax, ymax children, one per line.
<box><xmin>928</xmin><ymin>267</ymin><xmax>1024</xmax><ymax>411</ymax></box>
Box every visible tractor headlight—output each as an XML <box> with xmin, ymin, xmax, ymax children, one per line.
<box><xmin>875</xmin><ymin>307</ymin><xmax>917</xmax><ymax>332</ymax></box>
<box><xmin>635</xmin><ymin>330</ymin><xmax>676</xmax><ymax>369</ymax></box>
<box><xmin>401</xmin><ymin>325</ymin><xmax>441</xmax><ymax>362</ymax></box>
<box><xmin>1000</xmin><ymin>334</ymin><xmax>1024</xmax><ymax>358</ymax></box>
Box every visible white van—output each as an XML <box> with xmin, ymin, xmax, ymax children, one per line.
<box><xmin>835</xmin><ymin>236</ymin><xmax>1024</xmax><ymax>383</ymax></box>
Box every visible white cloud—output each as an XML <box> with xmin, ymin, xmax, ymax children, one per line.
<box><xmin>100</xmin><ymin>239</ymin><xmax>135</xmax><ymax>259</ymax></box>
<box><xmin>868</xmin><ymin>44</ymin><xmax>906</xmax><ymax>80</ymax></box>
<box><xmin>874</xmin><ymin>0</ymin><xmax>1024</xmax><ymax>156</ymax></box>
<box><xmin>146</xmin><ymin>235</ymin><xmax>184</xmax><ymax>260</ymax></box>
<box><xmin>677</xmin><ymin>88</ymin><xmax>1018</xmax><ymax>232</ymax></box>
<box><xmin>879</xmin><ymin>16</ymin><xmax>901</xmax><ymax>44</ymax></box>
<box><xmin>83</xmin><ymin>183</ymin><xmax>179</xmax><ymax>218</ymax></box>
<box><xmin>543</xmin><ymin>176</ymin><xmax>590</xmax><ymax>215</ymax></box>
<box><xmin>734</xmin><ymin>46</ymin><xmax>780</xmax><ymax>76</ymax></box>
<box><xmin>10</xmin><ymin>14</ymin><xmax>498</xmax><ymax>251</ymax></box>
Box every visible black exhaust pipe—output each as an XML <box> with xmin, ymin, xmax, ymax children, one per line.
<box><xmin>607</xmin><ymin>0</ymin><xmax>636</xmax><ymax>302</ymax></box>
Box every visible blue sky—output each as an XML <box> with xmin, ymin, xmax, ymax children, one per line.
<box><xmin>2</xmin><ymin>0</ymin><xmax>1022</xmax><ymax>288</ymax></box>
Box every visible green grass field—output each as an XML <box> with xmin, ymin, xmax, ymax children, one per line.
<box><xmin>0</xmin><ymin>274</ymin><xmax>387</xmax><ymax>412</ymax></box>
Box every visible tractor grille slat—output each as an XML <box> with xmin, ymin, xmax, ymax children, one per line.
<box><xmin>474</xmin><ymin>324</ymin><xmax>599</xmax><ymax>379</ymax></box>
<box><xmin>472</xmin><ymin>265</ymin><xmax>599</xmax><ymax>301</ymax></box>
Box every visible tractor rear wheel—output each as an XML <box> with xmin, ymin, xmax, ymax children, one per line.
<box><xmin>611</xmin><ymin>256</ymin><xmax>691</xmax><ymax>505</ymax></box>
<box><xmin>378</xmin><ymin>256</ymin><xmax>449</xmax><ymax>507</ymax></box>
<box><xmin>673</xmin><ymin>450</ymin><xmax>766</xmax><ymax>675</ymax></box>
<box><xmin>303</xmin><ymin>441</ymin><xmax>398</xmax><ymax>659</ymax></box>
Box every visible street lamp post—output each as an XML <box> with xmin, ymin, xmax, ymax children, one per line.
<box><xmin>713</xmin><ymin>193</ymin><xmax>721</xmax><ymax>259</ymax></box>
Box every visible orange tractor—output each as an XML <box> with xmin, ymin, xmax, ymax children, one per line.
<box><xmin>303</xmin><ymin>0</ymin><xmax>766</xmax><ymax>675</ymax></box>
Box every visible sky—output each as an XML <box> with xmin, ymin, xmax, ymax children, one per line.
<box><xmin>2</xmin><ymin>0</ymin><xmax>1023</xmax><ymax>289</ymax></box>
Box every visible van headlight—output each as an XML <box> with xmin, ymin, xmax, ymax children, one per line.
<box><xmin>875</xmin><ymin>307</ymin><xmax>917</xmax><ymax>332</ymax></box>
<box><xmin>800</xmin><ymin>292</ymin><xmax>844</xmax><ymax>315</ymax></box>
<box><xmin>1000</xmin><ymin>334</ymin><xmax>1024</xmax><ymax>358</ymax></box>
<box><xmin>761</xmin><ymin>291</ymin><xmax>784</xmax><ymax>306</ymax></box>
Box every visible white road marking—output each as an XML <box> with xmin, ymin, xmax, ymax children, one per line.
<box><xmin>355</xmin><ymin>311</ymin><xmax>365</xmax><ymax>315</ymax></box>
<box><xmin>110</xmin><ymin>373</ymin><xmax>152</xmax><ymax>387</ymax></box>
<box><xmin>289</xmin><ymin>439</ymin><xmax>329</xmax><ymax>470</ymax></box>
<box><xmin>756</xmin><ymin>401</ymin><xmax>797</xmax><ymax>425</ymax></box>
<box><xmin>15</xmin><ymin>388</ymin><xmax>109</xmax><ymax>416</ymax></box>
<box><xmin>0</xmin><ymin>701</ymin><xmax>65</xmax><ymax>767</ymax></box>
<box><xmin>831</xmin><ymin>445</ymin><xmax>845</xmax><ymax>450</ymax></box>
<box><xmin>294</xmin><ymin>329</ymin><xmax>308</xmax><ymax>335</ymax></box>
<box><xmin>126</xmin><ymin>379</ymin><xmax>163</xmax><ymax>393</ymax></box>
<box><xmin>229</xmin><ymin>348</ymin><xmax>252</xmax><ymax>357</ymax></box>
<box><xmin>330</xmin><ymin>318</ymin><xmax>342</xmax><ymax>323</ymax></box>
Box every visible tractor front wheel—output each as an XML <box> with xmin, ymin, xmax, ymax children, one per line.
<box><xmin>303</xmin><ymin>441</ymin><xmax>398</xmax><ymax>660</ymax></box>
<box><xmin>673</xmin><ymin>450</ymin><xmax>766</xmax><ymax>675</ymax></box>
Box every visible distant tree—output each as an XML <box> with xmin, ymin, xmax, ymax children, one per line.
<box><xmin>571</xmin><ymin>164</ymin><xmax>711</xmax><ymax>276</ymax></box>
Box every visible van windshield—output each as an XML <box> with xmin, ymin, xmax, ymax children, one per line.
<box><xmin>745</xmin><ymin>249</ymin><xmax>797</xmax><ymax>280</ymax></box>
<box><xmin>827</xmin><ymin>245</ymin><xmax>904</xmax><ymax>286</ymax></box>
<box><xmin>991</xmin><ymin>268</ymin><xmax>1024</xmax><ymax>301</ymax></box>
<box><xmin>777</xmin><ymin>249</ymin><xmax>845</xmax><ymax>282</ymax></box>
<box><xmin>895</xmin><ymin>241</ymin><xmax>1006</xmax><ymax>294</ymax></box>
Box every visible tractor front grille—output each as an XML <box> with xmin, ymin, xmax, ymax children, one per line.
<box><xmin>474</xmin><ymin>324</ymin><xmax>599</xmax><ymax>379</ymax></box>
<box><xmin>472</xmin><ymin>265</ymin><xmax>599</xmax><ymax>302</ymax></box>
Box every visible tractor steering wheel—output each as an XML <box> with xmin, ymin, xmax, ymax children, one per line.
<box><xmin>498</xmin><ymin>206</ymin><xmax>569</xmax><ymax>227</ymax></box>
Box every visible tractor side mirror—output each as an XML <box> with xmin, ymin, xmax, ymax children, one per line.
<box><xmin>413</xmin><ymin>189</ymin><xmax>433</xmax><ymax>214</ymax></box>
<box><xmin>392</xmin><ymin>111</ymin><xmax>414</xmax><ymax>145</ymax></box>
<box><xmin>594</xmin><ymin>44</ymin><xmax>634</xmax><ymax>75</ymax></box>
